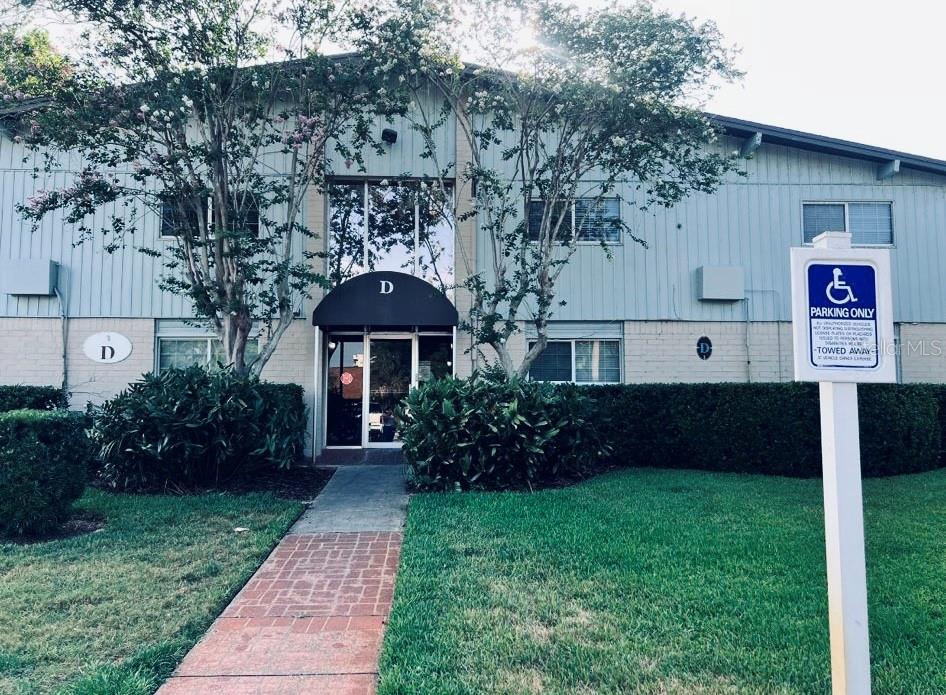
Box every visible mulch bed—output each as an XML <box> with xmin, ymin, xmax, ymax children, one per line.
<box><xmin>217</xmin><ymin>466</ymin><xmax>335</xmax><ymax>500</ymax></box>
<box><xmin>90</xmin><ymin>466</ymin><xmax>336</xmax><ymax>500</ymax></box>
<box><xmin>6</xmin><ymin>510</ymin><xmax>107</xmax><ymax>545</ymax></box>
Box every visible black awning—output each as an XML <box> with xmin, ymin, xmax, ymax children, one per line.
<box><xmin>312</xmin><ymin>271</ymin><xmax>458</xmax><ymax>328</ymax></box>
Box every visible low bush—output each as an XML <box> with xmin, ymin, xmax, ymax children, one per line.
<box><xmin>933</xmin><ymin>385</ymin><xmax>946</xmax><ymax>464</ymax></box>
<box><xmin>0</xmin><ymin>385</ymin><xmax>68</xmax><ymax>412</ymax></box>
<box><xmin>399</xmin><ymin>372</ymin><xmax>609</xmax><ymax>491</ymax></box>
<box><xmin>584</xmin><ymin>382</ymin><xmax>942</xmax><ymax>477</ymax></box>
<box><xmin>92</xmin><ymin>367</ymin><xmax>307</xmax><ymax>491</ymax></box>
<box><xmin>0</xmin><ymin>409</ymin><xmax>91</xmax><ymax>536</ymax></box>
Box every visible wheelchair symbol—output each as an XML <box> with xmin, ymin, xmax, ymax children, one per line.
<box><xmin>826</xmin><ymin>267</ymin><xmax>858</xmax><ymax>305</ymax></box>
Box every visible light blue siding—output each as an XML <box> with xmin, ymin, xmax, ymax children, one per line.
<box><xmin>542</xmin><ymin>138</ymin><xmax>946</xmax><ymax>324</ymax></box>
<box><xmin>0</xmin><ymin>137</ymin><xmax>308</xmax><ymax>318</ymax></box>
<box><xmin>326</xmin><ymin>86</ymin><xmax>455</xmax><ymax>178</ymax></box>
<box><xmin>3</xmin><ymin>118</ymin><xmax>946</xmax><ymax>323</ymax></box>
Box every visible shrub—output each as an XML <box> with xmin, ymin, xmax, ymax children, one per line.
<box><xmin>859</xmin><ymin>384</ymin><xmax>941</xmax><ymax>476</ymax></box>
<box><xmin>0</xmin><ymin>385</ymin><xmax>68</xmax><ymax>412</ymax></box>
<box><xmin>584</xmin><ymin>382</ymin><xmax>941</xmax><ymax>477</ymax></box>
<box><xmin>92</xmin><ymin>367</ymin><xmax>307</xmax><ymax>491</ymax></box>
<box><xmin>0</xmin><ymin>409</ymin><xmax>91</xmax><ymax>536</ymax></box>
<box><xmin>399</xmin><ymin>372</ymin><xmax>609</xmax><ymax>491</ymax></box>
<box><xmin>932</xmin><ymin>385</ymin><xmax>946</xmax><ymax>465</ymax></box>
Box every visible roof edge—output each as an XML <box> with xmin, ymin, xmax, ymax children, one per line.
<box><xmin>708</xmin><ymin>113</ymin><xmax>946</xmax><ymax>177</ymax></box>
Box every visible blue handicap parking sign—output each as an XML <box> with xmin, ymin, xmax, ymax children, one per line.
<box><xmin>806</xmin><ymin>264</ymin><xmax>878</xmax><ymax>369</ymax></box>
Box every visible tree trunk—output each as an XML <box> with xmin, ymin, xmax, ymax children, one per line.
<box><xmin>516</xmin><ymin>332</ymin><xmax>547</xmax><ymax>380</ymax></box>
<box><xmin>492</xmin><ymin>340</ymin><xmax>517</xmax><ymax>378</ymax></box>
<box><xmin>223</xmin><ymin>311</ymin><xmax>254</xmax><ymax>377</ymax></box>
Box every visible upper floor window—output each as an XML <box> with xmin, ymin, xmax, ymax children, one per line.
<box><xmin>160</xmin><ymin>196</ymin><xmax>209</xmax><ymax>238</ymax></box>
<box><xmin>528</xmin><ymin>197</ymin><xmax>621</xmax><ymax>243</ymax></box>
<box><xmin>160</xmin><ymin>193</ymin><xmax>259</xmax><ymax>238</ymax></box>
<box><xmin>328</xmin><ymin>180</ymin><xmax>454</xmax><ymax>292</ymax></box>
<box><xmin>528</xmin><ymin>339</ymin><xmax>622</xmax><ymax>383</ymax></box>
<box><xmin>227</xmin><ymin>192</ymin><xmax>260</xmax><ymax>237</ymax></box>
<box><xmin>803</xmin><ymin>202</ymin><xmax>893</xmax><ymax>245</ymax></box>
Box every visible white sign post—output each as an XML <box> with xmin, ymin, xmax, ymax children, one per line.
<box><xmin>790</xmin><ymin>231</ymin><xmax>895</xmax><ymax>695</ymax></box>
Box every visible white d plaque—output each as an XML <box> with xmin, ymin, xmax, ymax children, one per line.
<box><xmin>82</xmin><ymin>332</ymin><xmax>133</xmax><ymax>364</ymax></box>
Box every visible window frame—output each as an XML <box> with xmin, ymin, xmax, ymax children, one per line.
<box><xmin>801</xmin><ymin>200</ymin><xmax>894</xmax><ymax>247</ymax></box>
<box><xmin>527</xmin><ymin>338</ymin><xmax>623</xmax><ymax>384</ymax></box>
<box><xmin>161</xmin><ymin>193</ymin><xmax>261</xmax><ymax>241</ymax></box>
<box><xmin>159</xmin><ymin>195</ymin><xmax>211</xmax><ymax>242</ymax></box>
<box><xmin>528</xmin><ymin>197</ymin><xmax>623</xmax><ymax>246</ymax></box>
<box><xmin>155</xmin><ymin>336</ymin><xmax>259</xmax><ymax>372</ymax></box>
<box><xmin>326</xmin><ymin>178</ymin><xmax>457</xmax><ymax>286</ymax></box>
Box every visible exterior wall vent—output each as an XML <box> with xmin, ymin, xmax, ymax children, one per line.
<box><xmin>697</xmin><ymin>265</ymin><xmax>744</xmax><ymax>301</ymax></box>
<box><xmin>0</xmin><ymin>259</ymin><xmax>59</xmax><ymax>296</ymax></box>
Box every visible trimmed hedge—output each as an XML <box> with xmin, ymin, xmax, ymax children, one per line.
<box><xmin>0</xmin><ymin>409</ymin><xmax>91</xmax><ymax>536</ymax></box>
<box><xmin>0</xmin><ymin>385</ymin><xmax>68</xmax><ymax>412</ymax></box>
<box><xmin>399</xmin><ymin>374</ymin><xmax>609</xmax><ymax>491</ymax></box>
<box><xmin>934</xmin><ymin>386</ymin><xmax>946</xmax><ymax>465</ymax></box>
<box><xmin>584</xmin><ymin>382</ymin><xmax>942</xmax><ymax>477</ymax></box>
<box><xmin>92</xmin><ymin>367</ymin><xmax>307</xmax><ymax>491</ymax></box>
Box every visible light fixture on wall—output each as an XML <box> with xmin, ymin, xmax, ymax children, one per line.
<box><xmin>381</xmin><ymin>128</ymin><xmax>398</xmax><ymax>145</ymax></box>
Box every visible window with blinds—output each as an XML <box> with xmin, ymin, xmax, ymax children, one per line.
<box><xmin>802</xmin><ymin>202</ymin><xmax>893</xmax><ymax>245</ymax></box>
<box><xmin>157</xmin><ymin>337</ymin><xmax>259</xmax><ymax>371</ymax></box>
<box><xmin>528</xmin><ymin>197</ymin><xmax>621</xmax><ymax>243</ymax></box>
<box><xmin>528</xmin><ymin>339</ymin><xmax>622</xmax><ymax>383</ymax></box>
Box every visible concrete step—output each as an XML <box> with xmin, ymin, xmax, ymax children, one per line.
<box><xmin>315</xmin><ymin>448</ymin><xmax>406</xmax><ymax>467</ymax></box>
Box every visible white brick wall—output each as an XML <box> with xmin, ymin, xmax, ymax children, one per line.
<box><xmin>0</xmin><ymin>317</ymin><xmax>317</xmax><ymax>453</ymax></box>
<box><xmin>623</xmin><ymin>320</ymin><xmax>794</xmax><ymax>384</ymax></box>
<box><xmin>0</xmin><ymin>317</ymin><xmax>155</xmax><ymax>406</ymax></box>
<box><xmin>454</xmin><ymin>320</ymin><xmax>795</xmax><ymax>383</ymax></box>
<box><xmin>259</xmin><ymin>320</ymin><xmax>316</xmax><ymax>456</ymax></box>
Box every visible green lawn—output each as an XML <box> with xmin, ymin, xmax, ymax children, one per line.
<box><xmin>380</xmin><ymin>468</ymin><xmax>946</xmax><ymax>694</ymax></box>
<box><xmin>0</xmin><ymin>489</ymin><xmax>301</xmax><ymax>695</ymax></box>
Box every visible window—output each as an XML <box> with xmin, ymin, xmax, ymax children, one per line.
<box><xmin>227</xmin><ymin>192</ymin><xmax>260</xmax><ymax>237</ymax></box>
<box><xmin>528</xmin><ymin>339</ymin><xmax>622</xmax><ymax>383</ymax></box>
<box><xmin>803</xmin><ymin>202</ymin><xmax>893</xmax><ymax>245</ymax></box>
<box><xmin>160</xmin><ymin>196</ymin><xmax>209</xmax><ymax>238</ymax></box>
<box><xmin>160</xmin><ymin>193</ymin><xmax>259</xmax><ymax>238</ymax></box>
<box><xmin>157</xmin><ymin>337</ymin><xmax>259</xmax><ymax>372</ymax></box>
<box><xmin>528</xmin><ymin>197</ymin><xmax>621</xmax><ymax>243</ymax></box>
<box><xmin>417</xmin><ymin>335</ymin><xmax>454</xmax><ymax>385</ymax></box>
<box><xmin>327</xmin><ymin>181</ymin><xmax>455</xmax><ymax>291</ymax></box>
<box><xmin>528</xmin><ymin>200</ymin><xmax>571</xmax><ymax>241</ymax></box>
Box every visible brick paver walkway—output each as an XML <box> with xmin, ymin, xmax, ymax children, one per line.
<box><xmin>160</xmin><ymin>466</ymin><xmax>406</xmax><ymax>694</ymax></box>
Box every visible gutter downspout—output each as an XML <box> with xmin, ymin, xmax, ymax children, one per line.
<box><xmin>54</xmin><ymin>285</ymin><xmax>68</xmax><ymax>396</ymax></box>
<box><xmin>742</xmin><ymin>296</ymin><xmax>751</xmax><ymax>383</ymax></box>
<box><xmin>746</xmin><ymin>288</ymin><xmax>785</xmax><ymax>382</ymax></box>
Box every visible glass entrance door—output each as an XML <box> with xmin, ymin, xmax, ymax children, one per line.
<box><xmin>366</xmin><ymin>337</ymin><xmax>412</xmax><ymax>446</ymax></box>
<box><xmin>325</xmin><ymin>336</ymin><xmax>366</xmax><ymax>447</ymax></box>
<box><xmin>324</xmin><ymin>332</ymin><xmax>454</xmax><ymax>449</ymax></box>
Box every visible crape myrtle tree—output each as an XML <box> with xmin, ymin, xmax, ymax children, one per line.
<box><xmin>0</xmin><ymin>26</ymin><xmax>70</xmax><ymax>99</ymax></box>
<box><xmin>18</xmin><ymin>0</ymin><xmax>400</xmax><ymax>376</ymax></box>
<box><xmin>358</xmin><ymin>0</ymin><xmax>741</xmax><ymax>377</ymax></box>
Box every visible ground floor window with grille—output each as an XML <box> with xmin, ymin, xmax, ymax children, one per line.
<box><xmin>528</xmin><ymin>339</ymin><xmax>622</xmax><ymax>383</ymax></box>
<box><xmin>157</xmin><ymin>337</ymin><xmax>259</xmax><ymax>372</ymax></box>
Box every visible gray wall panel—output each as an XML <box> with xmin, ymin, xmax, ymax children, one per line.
<box><xmin>2</xmin><ymin>121</ymin><xmax>945</xmax><ymax>323</ymax></box>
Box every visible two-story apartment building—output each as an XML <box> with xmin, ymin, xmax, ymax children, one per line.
<box><xmin>2</xmin><ymin>94</ymin><xmax>946</xmax><ymax>456</ymax></box>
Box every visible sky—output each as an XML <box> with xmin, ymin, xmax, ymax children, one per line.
<box><xmin>653</xmin><ymin>0</ymin><xmax>946</xmax><ymax>160</ymax></box>
<box><xmin>24</xmin><ymin>0</ymin><xmax>946</xmax><ymax>161</ymax></box>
